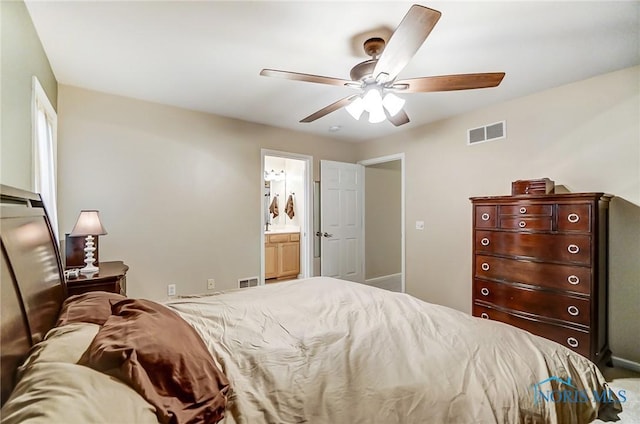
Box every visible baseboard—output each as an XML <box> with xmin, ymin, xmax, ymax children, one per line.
<box><xmin>611</xmin><ymin>356</ymin><xmax>640</xmax><ymax>373</ymax></box>
<box><xmin>365</xmin><ymin>273</ymin><xmax>402</xmax><ymax>289</ymax></box>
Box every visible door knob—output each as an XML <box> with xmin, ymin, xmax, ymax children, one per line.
<box><xmin>323</xmin><ymin>232</ymin><xmax>333</xmax><ymax>238</ymax></box>
<box><xmin>315</xmin><ymin>231</ymin><xmax>322</xmax><ymax>237</ymax></box>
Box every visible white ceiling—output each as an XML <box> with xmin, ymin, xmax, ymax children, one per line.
<box><xmin>26</xmin><ymin>1</ymin><xmax>639</xmax><ymax>142</ymax></box>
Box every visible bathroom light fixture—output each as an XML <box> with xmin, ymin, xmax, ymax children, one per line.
<box><xmin>345</xmin><ymin>89</ymin><xmax>406</xmax><ymax>124</ymax></box>
<box><xmin>69</xmin><ymin>210</ymin><xmax>107</xmax><ymax>274</ymax></box>
<box><xmin>264</xmin><ymin>169</ymin><xmax>286</xmax><ymax>182</ymax></box>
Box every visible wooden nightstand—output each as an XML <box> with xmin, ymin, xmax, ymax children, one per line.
<box><xmin>66</xmin><ymin>261</ymin><xmax>129</xmax><ymax>297</ymax></box>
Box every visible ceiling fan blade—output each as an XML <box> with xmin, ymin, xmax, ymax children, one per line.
<box><xmin>385</xmin><ymin>108</ymin><xmax>410</xmax><ymax>127</ymax></box>
<box><xmin>260</xmin><ymin>69</ymin><xmax>354</xmax><ymax>87</ymax></box>
<box><xmin>373</xmin><ymin>5</ymin><xmax>441</xmax><ymax>83</ymax></box>
<box><xmin>300</xmin><ymin>95</ymin><xmax>359</xmax><ymax>123</ymax></box>
<box><xmin>393</xmin><ymin>72</ymin><xmax>506</xmax><ymax>93</ymax></box>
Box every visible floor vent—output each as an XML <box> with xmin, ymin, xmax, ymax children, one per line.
<box><xmin>468</xmin><ymin>120</ymin><xmax>506</xmax><ymax>145</ymax></box>
<box><xmin>239</xmin><ymin>276</ymin><xmax>259</xmax><ymax>288</ymax></box>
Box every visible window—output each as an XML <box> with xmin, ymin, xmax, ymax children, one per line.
<box><xmin>32</xmin><ymin>76</ymin><xmax>59</xmax><ymax>240</ymax></box>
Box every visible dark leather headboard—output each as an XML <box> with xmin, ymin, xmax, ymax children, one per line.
<box><xmin>0</xmin><ymin>184</ymin><xmax>67</xmax><ymax>405</ymax></box>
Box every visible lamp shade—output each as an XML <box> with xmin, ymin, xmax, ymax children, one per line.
<box><xmin>382</xmin><ymin>93</ymin><xmax>406</xmax><ymax>117</ymax></box>
<box><xmin>345</xmin><ymin>97</ymin><xmax>365</xmax><ymax>120</ymax></box>
<box><xmin>362</xmin><ymin>88</ymin><xmax>382</xmax><ymax>112</ymax></box>
<box><xmin>69</xmin><ymin>210</ymin><xmax>107</xmax><ymax>236</ymax></box>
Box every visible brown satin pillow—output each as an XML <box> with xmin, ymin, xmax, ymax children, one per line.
<box><xmin>56</xmin><ymin>291</ymin><xmax>126</xmax><ymax>326</ymax></box>
<box><xmin>79</xmin><ymin>298</ymin><xmax>229</xmax><ymax>424</ymax></box>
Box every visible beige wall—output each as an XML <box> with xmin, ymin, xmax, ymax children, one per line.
<box><xmin>4</xmin><ymin>0</ymin><xmax>637</xmax><ymax>365</ymax></box>
<box><xmin>58</xmin><ymin>67</ymin><xmax>638</xmax><ymax>362</ymax></box>
<box><xmin>356</xmin><ymin>66</ymin><xmax>640</xmax><ymax>362</ymax></box>
<box><xmin>57</xmin><ymin>85</ymin><xmax>358</xmax><ymax>300</ymax></box>
<box><xmin>365</xmin><ymin>160</ymin><xmax>401</xmax><ymax>279</ymax></box>
<box><xmin>1</xmin><ymin>0</ymin><xmax>58</xmax><ymax>190</ymax></box>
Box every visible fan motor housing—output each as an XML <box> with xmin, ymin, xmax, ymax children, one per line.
<box><xmin>350</xmin><ymin>59</ymin><xmax>377</xmax><ymax>82</ymax></box>
<box><xmin>350</xmin><ymin>37</ymin><xmax>386</xmax><ymax>81</ymax></box>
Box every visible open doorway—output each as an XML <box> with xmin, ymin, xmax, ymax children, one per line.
<box><xmin>359</xmin><ymin>154</ymin><xmax>405</xmax><ymax>293</ymax></box>
<box><xmin>260</xmin><ymin>149</ymin><xmax>313</xmax><ymax>285</ymax></box>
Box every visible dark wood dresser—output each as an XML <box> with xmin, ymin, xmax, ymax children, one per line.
<box><xmin>470</xmin><ymin>193</ymin><xmax>612</xmax><ymax>366</ymax></box>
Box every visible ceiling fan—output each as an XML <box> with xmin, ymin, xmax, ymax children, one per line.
<box><xmin>260</xmin><ymin>4</ymin><xmax>505</xmax><ymax>126</ymax></box>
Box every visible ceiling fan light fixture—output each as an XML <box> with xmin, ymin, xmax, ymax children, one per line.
<box><xmin>368</xmin><ymin>104</ymin><xmax>386</xmax><ymax>124</ymax></box>
<box><xmin>361</xmin><ymin>87</ymin><xmax>386</xmax><ymax>123</ymax></box>
<box><xmin>261</xmin><ymin>5</ymin><xmax>505</xmax><ymax>128</ymax></box>
<box><xmin>368</xmin><ymin>108</ymin><xmax>386</xmax><ymax>124</ymax></box>
<box><xmin>362</xmin><ymin>88</ymin><xmax>383</xmax><ymax>113</ymax></box>
<box><xmin>382</xmin><ymin>93</ymin><xmax>405</xmax><ymax>117</ymax></box>
<box><xmin>345</xmin><ymin>97</ymin><xmax>365</xmax><ymax>120</ymax></box>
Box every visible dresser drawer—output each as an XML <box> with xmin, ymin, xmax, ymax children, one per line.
<box><xmin>475</xmin><ymin>255</ymin><xmax>591</xmax><ymax>295</ymax></box>
<box><xmin>557</xmin><ymin>204</ymin><xmax>591</xmax><ymax>233</ymax></box>
<box><xmin>475</xmin><ymin>231</ymin><xmax>591</xmax><ymax>265</ymax></box>
<box><xmin>474</xmin><ymin>279</ymin><xmax>590</xmax><ymax>326</ymax></box>
<box><xmin>475</xmin><ymin>205</ymin><xmax>497</xmax><ymax>228</ymax></box>
<box><xmin>499</xmin><ymin>217</ymin><xmax>553</xmax><ymax>231</ymax></box>
<box><xmin>473</xmin><ymin>304</ymin><xmax>590</xmax><ymax>358</ymax></box>
<box><xmin>500</xmin><ymin>204</ymin><xmax>552</xmax><ymax>216</ymax></box>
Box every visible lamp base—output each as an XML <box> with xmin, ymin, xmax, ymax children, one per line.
<box><xmin>80</xmin><ymin>235</ymin><xmax>99</xmax><ymax>275</ymax></box>
<box><xmin>80</xmin><ymin>264</ymin><xmax>99</xmax><ymax>274</ymax></box>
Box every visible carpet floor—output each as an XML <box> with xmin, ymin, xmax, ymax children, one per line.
<box><xmin>592</xmin><ymin>366</ymin><xmax>640</xmax><ymax>423</ymax></box>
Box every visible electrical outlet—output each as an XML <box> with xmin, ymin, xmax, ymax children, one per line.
<box><xmin>167</xmin><ymin>284</ymin><xmax>176</xmax><ymax>296</ymax></box>
<box><xmin>207</xmin><ymin>278</ymin><xmax>215</xmax><ymax>290</ymax></box>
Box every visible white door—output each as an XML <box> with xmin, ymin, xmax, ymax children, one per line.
<box><xmin>320</xmin><ymin>160</ymin><xmax>364</xmax><ymax>283</ymax></box>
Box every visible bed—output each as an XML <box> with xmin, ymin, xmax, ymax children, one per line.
<box><xmin>0</xmin><ymin>185</ymin><xmax>623</xmax><ymax>423</ymax></box>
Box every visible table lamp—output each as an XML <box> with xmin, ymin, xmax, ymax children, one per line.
<box><xmin>69</xmin><ymin>210</ymin><xmax>107</xmax><ymax>274</ymax></box>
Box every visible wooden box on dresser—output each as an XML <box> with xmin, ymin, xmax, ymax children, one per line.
<box><xmin>470</xmin><ymin>193</ymin><xmax>612</xmax><ymax>366</ymax></box>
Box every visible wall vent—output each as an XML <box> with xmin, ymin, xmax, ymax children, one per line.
<box><xmin>238</xmin><ymin>276</ymin><xmax>259</xmax><ymax>289</ymax></box>
<box><xmin>467</xmin><ymin>121</ymin><xmax>506</xmax><ymax>145</ymax></box>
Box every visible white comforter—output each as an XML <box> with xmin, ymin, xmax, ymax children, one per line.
<box><xmin>166</xmin><ymin>277</ymin><xmax>621</xmax><ymax>424</ymax></box>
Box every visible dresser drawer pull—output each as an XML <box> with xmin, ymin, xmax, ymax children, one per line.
<box><xmin>567</xmin><ymin>306</ymin><xmax>580</xmax><ymax>316</ymax></box>
<box><xmin>567</xmin><ymin>213</ymin><xmax>580</xmax><ymax>223</ymax></box>
<box><xmin>481</xmin><ymin>263</ymin><xmax>490</xmax><ymax>271</ymax></box>
<box><xmin>518</xmin><ymin>221</ymin><xmax>526</xmax><ymax>228</ymax></box>
<box><xmin>481</xmin><ymin>213</ymin><xmax>490</xmax><ymax>221</ymax></box>
<box><xmin>480</xmin><ymin>237</ymin><xmax>490</xmax><ymax>246</ymax></box>
<box><xmin>480</xmin><ymin>313</ymin><xmax>489</xmax><ymax>319</ymax></box>
<box><xmin>480</xmin><ymin>287</ymin><xmax>490</xmax><ymax>296</ymax></box>
<box><xmin>567</xmin><ymin>275</ymin><xmax>580</xmax><ymax>285</ymax></box>
<box><xmin>519</xmin><ymin>207</ymin><xmax>527</xmax><ymax>214</ymax></box>
<box><xmin>567</xmin><ymin>244</ymin><xmax>580</xmax><ymax>254</ymax></box>
<box><xmin>567</xmin><ymin>337</ymin><xmax>579</xmax><ymax>348</ymax></box>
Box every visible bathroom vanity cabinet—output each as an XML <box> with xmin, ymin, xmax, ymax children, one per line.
<box><xmin>265</xmin><ymin>232</ymin><xmax>300</xmax><ymax>280</ymax></box>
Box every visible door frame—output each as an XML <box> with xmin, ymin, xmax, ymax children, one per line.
<box><xmin>358</xmin><ymin>153</ymin><xmax>406</xmax><ymax>293</ymax></box>
<box><xmin>260</xmin><ymin>149</ymin><xmax>313</xmax><ymax>285</ymax></box>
